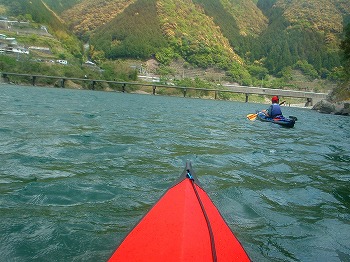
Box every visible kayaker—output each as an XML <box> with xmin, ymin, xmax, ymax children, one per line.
<box><xmin>262</xmin><ymin>96</ymin><xmax>283</xmax><ymax>118</ymax></box>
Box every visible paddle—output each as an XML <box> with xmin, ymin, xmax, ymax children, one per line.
<box><xmin>246</xmin><ymin>100</ymin><xmax>287</xmax><ymax>121</ymax></box>
<box><xmin>246</xmin><ymin>113</ymin><xmax>258</xmax><ymax>121</ymax></box>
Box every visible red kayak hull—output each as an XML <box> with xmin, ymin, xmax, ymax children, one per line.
<box><xmin>109</xmin><ymin>163</ymin><xmax>250</xmax><ymax>261</ymax></box>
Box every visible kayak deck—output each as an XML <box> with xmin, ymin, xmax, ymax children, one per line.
<box><xmin>109</xmin><ymin>162</ymin><xmax>250</xmax><ymax>262</ymax></box>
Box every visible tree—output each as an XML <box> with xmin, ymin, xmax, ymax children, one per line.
<box><xmin>247</xmin><ymin>64</ymin><xmax>268</xmax><ymax>80</ymax></box>
<box><xmin>340</xmin><ymin>23</ymin><xmax>350</xmax><ymax>79</ymax></box>
<box><xmin>328</xmin><ymin>22</ymin><xmax>350</xmax><ymax>103</ymax></box>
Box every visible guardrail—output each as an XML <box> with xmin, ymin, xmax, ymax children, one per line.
<box><xmin>1</xmin><ymin>72</ymin><xmax>328</xmax><ymax>105</ymax></box>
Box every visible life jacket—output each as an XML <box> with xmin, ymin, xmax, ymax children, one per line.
<box><xmin>270</xmin><ymin>103</ymin><xmax>282</xmax><ymax>118</ymax></box>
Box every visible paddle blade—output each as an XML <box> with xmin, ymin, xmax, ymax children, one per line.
<box><xmin>247</xmin><ymin>113</ymin><xmax>257</xmax><ymax>121</ymax></box>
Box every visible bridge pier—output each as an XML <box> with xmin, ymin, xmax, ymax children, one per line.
<box><xmin>305</xmin><ymin>98</ymin><xmax>313</xmax><ymax>107</ymax></box>
<box><xmin>2</xmin><ymin>73</ymin><xmax>9</xmax><ymax>83</ymax></box>
<box><xmin>31</xmin><ymin>76</ymin><xmax>36</xmax><ymax>86</ymax></box>
<box><xmin>61</xmin><ymin>78</ymin><xmax>66</xmax><ymax>88</ymax></box>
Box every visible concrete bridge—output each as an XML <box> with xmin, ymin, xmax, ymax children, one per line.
<box><xmin>1</xmin><ymin>72</ymin><xmax>328</xmax><ymax>106</ymax></box>
<box><xmin>223</xmin><ymin>84</ymin><xmax>328</xmax><ymax>106</ymax></box>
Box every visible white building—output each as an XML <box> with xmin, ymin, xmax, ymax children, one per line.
<box><xmin>57</xmin><ymin>60</ymin><xmax>68</xmax><ymax>65</ymax></box>
<box><xmin>12</xmin><ymin>47</ymin><xmax>29</xmax><ymax>54</ymax></box>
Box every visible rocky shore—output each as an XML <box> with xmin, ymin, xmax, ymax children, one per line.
<box><xmin>312</xmin><ymin>100</ymin><xmax>350</xmax><ymax>115</ymax></box>
<box><xmin>312</xmin><ymin>83</ymin><xmax>350</xmax><ymax>116</ymax></box>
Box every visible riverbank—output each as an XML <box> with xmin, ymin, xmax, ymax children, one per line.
<box><xmin>311</xmin><ymin>82</ymin><xmax>350</xmax><ymax>116</ymax></box>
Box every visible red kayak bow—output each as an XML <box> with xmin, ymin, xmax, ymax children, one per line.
<box><xmin>109</xmin><ymin>162</ymin><xmax>250</xmax><ymax>261</ymax></box>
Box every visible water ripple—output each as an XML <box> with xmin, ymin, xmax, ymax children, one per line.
<box><xmin>0</xmin><ymin>85</ymin><xmax>349</xmax><ymax>261</ymax></box>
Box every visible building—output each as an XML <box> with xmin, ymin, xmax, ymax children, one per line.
<box><xmin>57</xmin><ymin>60</ymin><xmax>68</xmax><ymax>65</ymax></box>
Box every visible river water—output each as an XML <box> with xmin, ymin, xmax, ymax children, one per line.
<box><xmin>0</xmin><ymin>84</ymin><xmax>349</xmax><ymax>261</ymax></box>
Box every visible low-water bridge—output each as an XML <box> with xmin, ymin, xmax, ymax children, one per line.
<box><xmin>1</xmin><ymin>72</ymin><xmax>328</xmax><ymax>106</ymax></box>
<box><xmin>223</xmin><ymin>84</ymin><xmax>328</xmax><ymax>106</ymax></box>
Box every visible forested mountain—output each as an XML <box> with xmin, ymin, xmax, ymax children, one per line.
<box><xmin>1</xmin><ymin>0</ymin><xmax>350</xmax><ymax>85</ymax></box>
<box><xmin>255</xmin><ymin>0</ymin><xmax>350</xmax><ymax>75</ymax></box>
<box><xmin>61</xmin><ymin>0</ymin><xmax>135</xmax><ymax>39</ymax></box>
<box><xmin>38</xmin><ymin>0</ymin><xmax>82</xmax><ymax>15</ymax></box>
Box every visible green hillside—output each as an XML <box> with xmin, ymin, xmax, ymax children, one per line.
<box><xmin>250</xmin><ymin>0</ymin><xmax>350</xmax><ymax>75</ymax></box>
<box><xmin>156</xmin><ymin>0</ymin><xmax>243</xmax><ymax>67</ymax></box>
<box><xmin>39</xmin><ymin>0</ymin><xmax>82</xmax><ymax>14</ymax></box>
<box><xmin>86</xmin><ymin>0</ymin><xmax>349</xmax><ymax>82</ymax></box>
<box><xmin>61</xmin><ymin>0</ymin><xmax>135</xmax><ymax>39</ymax></box>
<box><xmin>90</xmin><ymin>0</ymin><xmax>168</xmax><ymax>62</ymax></box>
<box><xmin>0</xmin><ymin>0</ymin><xmax>82</xmax><ymax>58</ymax></box>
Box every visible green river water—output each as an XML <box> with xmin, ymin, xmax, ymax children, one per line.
<box><xmin>0</xmin><ymin>84</ymin><xmax>349</xmax><ymax>261</ymax></box>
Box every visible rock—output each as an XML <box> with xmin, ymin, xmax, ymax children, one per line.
<box><xmin>340</xmin><ymin>102</ymin><xmax>350</xmax><ymax>115</ymax></box>
<box><xmin>312</xmin><ymin>100</ymin><xmax>335</xmax><ymax>114</ymax></box>
<box><xmin>312</xmin><ymin>100</ymin><xmax>350</xmax><ymax>115</ymax></box>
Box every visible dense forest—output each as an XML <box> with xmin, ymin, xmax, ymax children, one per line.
<box><xmin>0</xmin><ymin>0</ymin><xmax>350</xmax><ymax>91</ymax></box>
